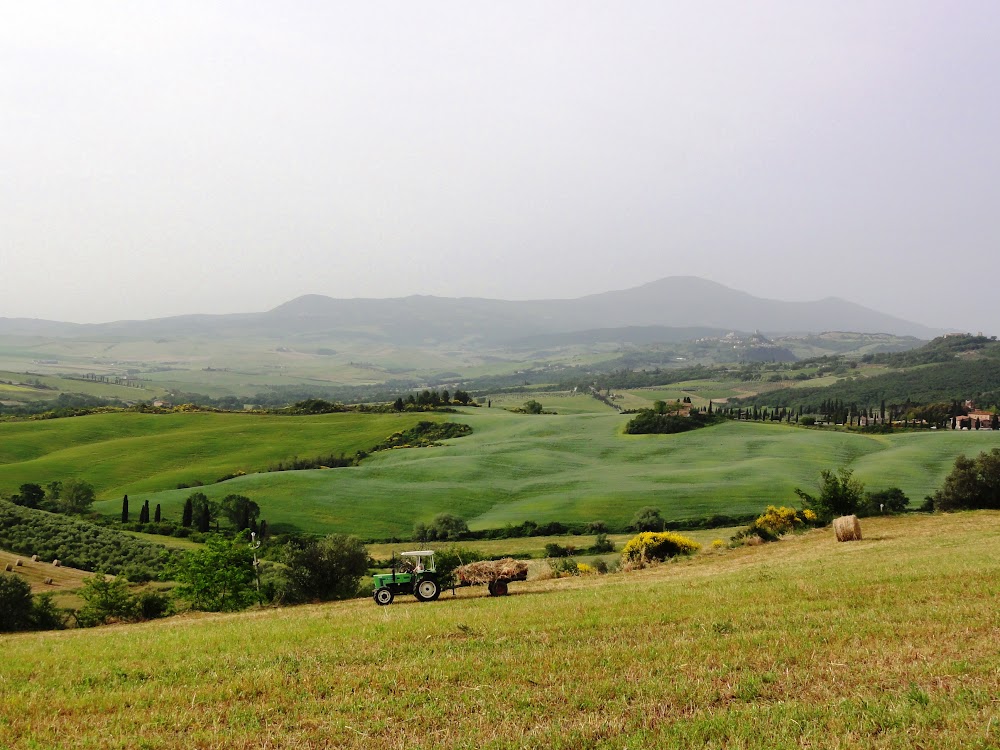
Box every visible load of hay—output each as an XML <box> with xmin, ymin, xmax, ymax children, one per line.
<box><xmin>833</xmin><ymin>515</ymin><xmax>862</xmax><ymax>542</ymax></box>
<box><xmin>454</xmin><ymin>558</ymin><xmax>528</xmax><ymax>586</ymax></box>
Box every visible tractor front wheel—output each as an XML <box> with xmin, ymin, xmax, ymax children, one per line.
<box><xmin>414</xmin><ymin>579</ymin><xmax>440</xmax><ymax>602</ymax></box>
<box><xmin>374</xmin><ymin>587</ymin><xmax>394</xmax><ymax>606</ymax></box>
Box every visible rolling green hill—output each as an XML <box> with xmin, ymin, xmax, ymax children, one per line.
<box><xmin>73</xmin><ymin>398</ymin><xmax>999</xmax><ymax>539</ymax></box>
<box><xmin>0</xmin><ymin>411</ymin><xmax>441</xmax><ymax>498</ymax></box>
<box><xmin>3</xmin><ymin>511</ymin><xmax>997</xmax><ymax>749</ymax></box>
<box><xmin>3</xmin><ymin>396</ymin><xmax>997</xmax><ymax>540</ymax></box>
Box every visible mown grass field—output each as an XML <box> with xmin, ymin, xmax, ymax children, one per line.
<box><xmin>2</xmin><ymin>511</ymin><xmax>997</xmax><ymax>749</ymax></box>
<box><xmin>0</xmin><ymin>410</ymin><xmax>439</xmax><ymax>498</ymax></box>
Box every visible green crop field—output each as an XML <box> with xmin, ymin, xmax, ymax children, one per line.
<box><xmin>2</xmin><ymin>511</ymin><xmax>998</xmax><ymax>749</ymax></box>
<box><xmin>0</xmin><ymin>411</ymin><xmax>440</xmax><ymax>499</ymax></box>
<box><xmin>3</xmin><ymin>395</ymin><xmax>998</xmax><ymax>541</ymax></box>
<box><xmin>73</xmin><ymin>401</ymin><xmax>999</xmax><ymax>540</ymax></box>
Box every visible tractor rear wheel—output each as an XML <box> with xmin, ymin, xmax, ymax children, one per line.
<box><xmin>374</xmin><ymin>587</ymin><xmax>394</xmax><ymax>606</ymax></box>
<box><xmin>414</xmin><ymin>578</ymin><xmax>440</xmax><ymax>602</ymax></box>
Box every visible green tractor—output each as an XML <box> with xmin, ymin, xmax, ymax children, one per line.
<box><xmin>372</xmin><ymin>550</ymin><xmax>441</xmax><ymax>606</ymax></box>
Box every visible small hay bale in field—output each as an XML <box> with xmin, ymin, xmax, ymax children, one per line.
<box><xmin>31</xmin><ymin>554</ymin><xmax>39</xmax><ymax>562</ymax></box>
<box><xmin>833</xmin><ymin>515</ymin><xmax>862</xmax><ymax>542</ymax></box>
<box><xmin>15</xmin><ymin>558</ymin><xmax>22</xmax><ymax>566</ymax></box>
<box><xmin>44</xmin><ymin>577</ymin><xmax>54</xmax><ymax>585</ymax></box>
<box><xmin>3</xmin><ymin>563</ymin><xmax>11</xmax><ymax>572</ymax></box>
<box><xmin>52</xmin><ymin>559</ymin><xmax>61</xmax><ymax>567</ymax></box>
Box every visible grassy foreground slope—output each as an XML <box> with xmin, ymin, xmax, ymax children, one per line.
<box><xmin>105</xmin><ymin>406</ymin><xmax>1000</xmax><ymax>538</ymax></box>
<box><xmin>2</xmin><ymin>512</ymin><xmax>998</xmax><ymax>749</ymax></box>
<box><xmin>0</xmin><ymin>411</ymin><xmax>440</xmax><ymax>497</ymax></box>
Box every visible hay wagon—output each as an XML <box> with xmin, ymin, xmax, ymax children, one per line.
<box><xmin>454</xmin><ymin>558</ymin><xmax>528</xmax><ymax>597</ymax></box>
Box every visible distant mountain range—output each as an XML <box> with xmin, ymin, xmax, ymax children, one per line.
<box><xmin>0</xmin><ymin>277</ymin><xmax>948</xmax><ymax>344</ymax></box>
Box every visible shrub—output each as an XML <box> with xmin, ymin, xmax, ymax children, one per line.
<box><xmin>137</xmin><ymin>591</ymin><xmax>174</xmax><ymax>620</ymax></box>
<box><xmin>172</xmin><ymin>533</ymin><xmax>257</xmax><ymax>612</ymax></box>
<box><xmin>621</xmin><ymin>531</ymin><xmax>701</xmax><ymax>566</ymax></box>
<box><xmin>0</xmin><ymin>573</ymin><xmax>34</xmax><ymax>632</ymax></box>
<box><xmin>544</xmin><ymin>543</ymin><xmax>571</xmax><ymax>558</ymax></box>
<box><xmin>593</xmin><ymin>559</ymin><xmax>609</xmax><ymax>574</ymax></box>
<box><xmin>592</xmin><ymin>533</ymin><xmax>614</xmax><ymax>554</ymax></box>
<box><xmin>734</xmin><ymin>505</ymin><xmax>819</xmax><ymax>544</ymax></box>
<box><xmin>933</xmin><ymin>448</ymin><xmax>1000</xmax><ymax>511</ymax></box>
<box><xmin>863</xmin><ymin>487</ymin><xmax>910</xmax><ymax>515</ymax></box>
<box><xmin>548</xmin><ymin>557</ymin><xmax>581</xmax><ymax>577</ymax></box>
<box><xmin>31</xmin><ymin>593</ymin><xmax>67</xmax><ymax>630</ymax></box>
<box><xmin>280</xmin><ymin>534</ymin><xmax>369</xmax><ymax>603</ymax></box>
<box><xmin>76</xmin><ymin>575</ymin><xmax>139</xmax><ymax>627</ymax></box>
<box><xmin>795</xmin><ymin>468</ymin><xmax>865</xmax><ymax>520</ymax></box>
<box><xmin>630</xmin><ymin>506</ymin><xmax>665</xmax><ymax>532</ymax></box>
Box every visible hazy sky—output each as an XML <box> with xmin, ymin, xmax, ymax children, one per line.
<box><xmin>3</xmin><ymin>2</ymin><xmax>999</xmax><ymax>332</ymax></box>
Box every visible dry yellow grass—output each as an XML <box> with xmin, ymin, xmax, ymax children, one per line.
<box><xmin>0</xmin><ymin>549</ymin><xmax>90</xmax><ymax>606</ymax></box>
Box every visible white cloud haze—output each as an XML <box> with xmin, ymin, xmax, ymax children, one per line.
<box><xmin>2</xmin><ymin>2</ymin><xmax>998</xmax><ymax>332</ymax></box>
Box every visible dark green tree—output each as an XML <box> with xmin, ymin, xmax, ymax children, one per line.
<box><xmin>0</xmin><ymin>573</ymin><xmax>34</xmax><ymax>632</ymax></box>
<box><xmin>121</xmin><ymin>495</ymin><xmax>129</xmax><ymax>523</ymax></box>
<box><xmin>182</xmin><ymin>496</ymin><xmax>194</xmax><ymax>528</ymax></box>
<box><xmin>221</xmin><ymin>494</ymin><xmax>260</xmax><ymax>531</ymax></box>
<box><xmin>281</xmin><ymin>534</ymin><xmax>369</xmax><ymax>602</ymax></box>
<box><xmin>795</xmin><ymin>468</ymin><xmax>865</xmax><ymax>520</ymax></box>
<box><xmin>76</xmin><ymin>575</ymin><xmax>139</xmax><ymax>627</ymax></box>
<box><xmin>864</xmin><ymin>488</ymin><xmax>910</xmax><ymax>515</ymax></box>
<box><xmin>15</xmin><ymin>483</ymin><xmax>45</xmax><ymax>509</ymax></box>
<box><xmin>154</xmin><ymin>503</ymin><xmax>161</xmax><ymax>523</ymax></box>
<box><xmin>59</xmin><ymin>479</ymin><xmax>96</xmax><ymax>514</ymax></box>
<box><xmin>933</xmin><ymin>448</ymin><xmax>1000</xmax><ymax>511</ymax></box>
<box><xmin>523</xmin><ymin>399</ymin><xmax>543</xmax><ymax>414</ymax></box>
<box><xmin>630</xmin><ymin>506</ymin><xmax>665</xmax><ymax>532</ymax></box>
<box><xmin>172</xmin><ymin>532</ymin><xmax>256</xmax><ymax>611</ymax></box>
<box><xmin>426</xmin><ymin>513</ymin><xmax>469</xmax><ymax>541</ymax></box>
<box><xmin>198</xmin><ymin>503</ymin><xmax>211</xmax><ymax>533</ymax></box>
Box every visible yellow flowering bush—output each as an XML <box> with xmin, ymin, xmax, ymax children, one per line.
<box><xmin>754</xmin><ymin>505</ymin><xmax>802</xmax><ymax>537</ymax></box>
<box><xmin>576</xmin><ymin>563</ymin><xmax>595</xmax><ymax>575</ymax></box>
<box><xmin>621</xmin><ymin>531</ymin><xmax>701</xmax><ymax>565</ymax></box>
<box><xmin>734</xmin><ymin>505</ymin><xmax>821</xmax><ymax>544</ymax></box>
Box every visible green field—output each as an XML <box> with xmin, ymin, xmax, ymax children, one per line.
<box><xmin>0</xmin><ymin>410</ymin><xmax>440</xmax><ymax>499</ymax></box>
<box><xmin>3</xmin><ymin>511</ymin><xmax>997</xmax><ymax>749</ymax></box>
<box><xmin>2</xmin><ymin>396</ymin><xmax>997</xmax><ymax>540</ymax></box>
<box><xmin>82</xmin><ymin>404</ymin><xmax>997</xmax><ymax>539</ymax></box>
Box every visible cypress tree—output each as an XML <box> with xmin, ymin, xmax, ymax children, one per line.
<box><xmin>182</xmin><ymin>497</ymin><xmax>193</xmax><ymax>528</ymax></box>
<box><xmin>258</xmin><ymin>519</ymin><xmax>268</xmax><ymax>540</ymax></box>
<box><xmin>121</xmin><ymin>495</ymin><xmax>129</xmax><ymax>524</ymax></box>
<box><xmin>198</xmin><ymin>504</ymin><xmax>210</xmax><ymax>533</ymax></box>
<box><xmin>154</xmin><ymin>503</ymin><xmax>161</xmax><ymax>523</ymax></box>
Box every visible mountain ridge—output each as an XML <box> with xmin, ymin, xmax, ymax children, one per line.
<box><xmin>0</xmin><ymin>277</ymin><xmax>950</xmax><ymax>342</ymax></box>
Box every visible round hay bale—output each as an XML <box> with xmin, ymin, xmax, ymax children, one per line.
<box><xmin>15</xmin><ymin>558</ymin><xmax>22</xmax><ymax>566</ymax></box>
<box><xmin>31</xmin><ymin>554</ymin><xmax>39</xmax><ymax>562</ymax></box>
<box><xmin>52</xmin><ymin>559</ymin><xmax>61</xmax><ymax>567</ymax></box>
<box><xmin>833</xmin><ymin>515</ymin><xmax>862</xmax><ymax>542</ymax></box>
<box><xmin>44</xmin><ymin>577</ymin><xmax>54</xmax><ymax>585</ymax></box>
<box><xmin>3</xmin><ymin>563</ymin><xmax>11</xmax><ymax>572</ymax></box>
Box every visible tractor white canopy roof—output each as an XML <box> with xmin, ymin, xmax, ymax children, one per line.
<box><xmin>400</xmin><ymin>550</ymin><xmax>434</xmax><ymax>557</ymax></box>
